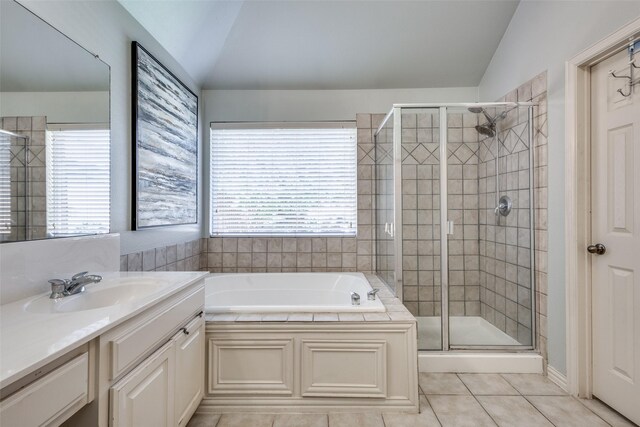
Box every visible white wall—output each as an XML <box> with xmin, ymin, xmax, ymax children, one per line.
<box><xmin>0</xmin><ymin>91</ymin><xmax>109</xmax><ymax>124</ymax></box>
<box><xmin>203</xmin><ymin>87</ymin><xmax>478</xmax><ymax>122</ymax></box>
<box><xmin>17</xmin><ymin>0</ymin><xmax>203</xmax><ymax>255</ymax></box>
<box><xmin>479</xmin><ymin>1</ymin><xmax>640</xmax><ymax>375</ymax></box>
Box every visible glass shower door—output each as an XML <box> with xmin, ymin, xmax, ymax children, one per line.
<box><xmin>374</xmin><ymin>111</ymin><xmax>397</xmax><ymax>293</ymax></box>
<box><xmin>447</xmin><ymin>104</ymin><xmax>535</xmax><ymax>349</ymax></box>
<box><xmin>395</xmin><ymin>107</ymin><xmax>443</xmax><ymax>350</ymax></box>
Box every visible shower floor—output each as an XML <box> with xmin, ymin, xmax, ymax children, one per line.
<box><xmin>417</xmin><ymin>316</ymin><xmax>521</xmax><ymax>349</ymax></box>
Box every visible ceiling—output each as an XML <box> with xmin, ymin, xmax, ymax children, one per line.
<box><xmin>119</xmin><ymin>0</ymin><xmax>520</xmax><ymax>90</ymax></box>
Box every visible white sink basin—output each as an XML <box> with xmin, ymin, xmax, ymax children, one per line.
<box><xmin>24</xmin><ymin>281</ymin><xmax>167</xmax><ymax>314</ymax></box>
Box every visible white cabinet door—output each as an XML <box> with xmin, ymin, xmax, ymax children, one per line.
<box><xmin>174</xmin><ymin>316</ymin><xmax>205</xmax><ymax>427</ymax></box>
<box><xmin>110</xmin><ymin>341</ymin><xmax>175</xmax><ymax>427</ymax></box>
<box><xmin>591</xmin><ymin>48</ymin><xmax>640</xmax><ymax>425</ymax></box>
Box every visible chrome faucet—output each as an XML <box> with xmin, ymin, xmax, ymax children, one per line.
<box><xmin>49</xmin><ymin>271</ymin><xmax>102</xmax><ymax>299</ymax></box>
<box><xmin>350</xmin><ymin>292</ymin><xmax>360</xmax><ymax>306</ymax></box>
<box><xmin>367</xmin><ymin>288</ymin><xmax>380</xmax><ymax>300</ymax></box>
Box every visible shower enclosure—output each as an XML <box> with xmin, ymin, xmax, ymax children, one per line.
<box><xmin>0</xmin><ymin>130</ymin><xmax>28</xmax><ymax>242</ymax></box>
<box><xmin>374</xmin><ymin>103</ymin><xmax>536</xmax><ymax>351</ymax></box>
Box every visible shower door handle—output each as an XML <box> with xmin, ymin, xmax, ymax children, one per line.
<box><xmin>384</xmin><ymin>222</ymin><xmax>394</xmax><ymax>237</ymax></box>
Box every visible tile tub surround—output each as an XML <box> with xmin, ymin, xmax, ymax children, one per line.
<box><xmin>119</xmin><ymin>238</ymin><xmax>202</xmax><ymax>272</ymax></box>
<box><xmin>202</xmin><ymin>114</ymin><xmax>381</xmax><ymax>274</ymax></box>
<box><xmin>188</xmin><ymin>374</ymin><xmax>634</xmax><ymax>427</ymax></box>
<box><xmin>1</xmin><ymin>116</ymin><xmax>47</xmax><ymax>241</ymax></box>
<box><xmin>478</xmin><ymin>72</ymin><xmax>548</xmax><ymax>353</ymax></box>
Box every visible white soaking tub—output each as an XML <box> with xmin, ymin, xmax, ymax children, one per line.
<box><xmin>205</xmin><ymin>272</ymin><xmax>386</xmax><ymax>313</ymax></box>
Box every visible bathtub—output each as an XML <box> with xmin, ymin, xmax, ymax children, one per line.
<box><xmin>205</xmin><ymin>272</ymin><xmax>386</xmax><ymax>313</ymax></box>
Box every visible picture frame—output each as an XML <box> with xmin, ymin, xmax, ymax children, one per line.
<box><xmin>131</xmin><ymin>41</ymin><xmax>198</xmax><ymax>229</ymax></box>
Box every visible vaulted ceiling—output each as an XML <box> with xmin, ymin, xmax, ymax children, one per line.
<box><xmin>118</xmin><ymin>0</ymin><xmax>520</xmax><ymax>90</ymax></box>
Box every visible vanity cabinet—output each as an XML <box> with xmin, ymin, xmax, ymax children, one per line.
<box><xmin>0</xmin><ymin>351</ymin><xmax>92</xmax><ymax>427</ymax></box>
<box><xmin>108</xmin><ymin>315</ymin><xmax>205</xmax><ymax>427</ymax></box>
<box><xmin>96</xmin><ymin>280</ymin><xmax>205</xmax><ymax>427</ymax></box>
<box><xmin>174</xmin><ymin>316</ymin><xmax>205</xmax><ymax>427</ymax></box>
<box><xmin>110</xmin><ymin>341</ymin><xmax>175</xmax><ymax>427</ymax></box>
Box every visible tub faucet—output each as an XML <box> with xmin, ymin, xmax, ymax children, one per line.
<box><xmin>49</xmin><ymin>271</ymin><xmax>103</xmax><ymax>299</ymax></box>
<box><xmin>350</xmin><ymin>292</ymin><xmax>361</xmax><ymax>306</ymax></box>
<box><xmin>367</xmin><ymin>288</ymin><xmax>380</xmax><ymax>300</ymax></box>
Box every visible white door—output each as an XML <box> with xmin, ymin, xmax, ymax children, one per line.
<box><xmin>174</xmin><ymin>316</ymin><xmax>205</xmax><ymax>427</ymax></box>
<box><xmin>591</xmin><ymin>48</ymin><xmax>640</xmax><ymax>424</ymax></box>
<box><xmin>110</xmin><ymin>341</ymin><xmax>175</xmax><ymax>427</ymax></box>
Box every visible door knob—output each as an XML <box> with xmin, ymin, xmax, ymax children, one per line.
<box><xmin>587</xmin><ymin>243</ymin><xmax>606</xmax><ymax>255</ymax></box>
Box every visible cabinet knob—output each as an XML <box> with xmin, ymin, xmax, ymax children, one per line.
<box><xmin>181</xmin><ymin>327</ymin><xmax>189</xmax><ymax>335</ymax></box>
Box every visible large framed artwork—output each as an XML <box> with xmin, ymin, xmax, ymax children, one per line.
<box><xmin>132</xmin><ymin>41</ymin><xmax>198</xmax><ymax>229</ymax></box>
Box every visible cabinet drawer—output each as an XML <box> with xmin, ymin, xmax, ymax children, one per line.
<box><xmin>0</xmin><ymin>352</ymin><xmax>89</xmax><ymax>427</ymax></box>
<box><xmin>301</xmin><ymin>340</ymin><xmax>387</xmax><ymax>398</ymax></box>
<box><xmin>109</xmin><ymin>286</ymin><xmax>203</xmax><ymax>380</ymax></box>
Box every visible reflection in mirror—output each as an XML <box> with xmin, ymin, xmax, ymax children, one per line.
<box><xmin>0</xmin><ymin>0</ymin><xmax>111</xmax><ymax>242</ymax></box>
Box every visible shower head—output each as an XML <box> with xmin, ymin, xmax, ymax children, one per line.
<box><xmin>468</xmin><ymin>105</ymin><xmax>507</xmax><ymax>138</ymax></box>
<box><xmin>467</xmin><ymin>106</ymin><xmax>495</xmax><ymax>125</ymax></box>
<box><xmin>475</xmin><ymin>123</ymin><xmax>496</xmax><ymax>137</ymax></box>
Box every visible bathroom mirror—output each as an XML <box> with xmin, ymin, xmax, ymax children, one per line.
<box><xmin>0</xmin><ymin>0</ymin><xmax>111</xmax><ymax>242</ymax></box>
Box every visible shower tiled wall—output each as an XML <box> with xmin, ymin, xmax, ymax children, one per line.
<box><xmin>1</xmin><ymin>116</ymin><xmax>47</xmax><ymax>241</ymax></box>
<box><xmin>400</xmin><ymin>110</ymin><xmax>480</xmax><ymax>317</ymax></box>
<box><xmin>201</xmin><ymin>114</ymin><xmax>381</xmax><ymax>273</ymax></box>
<box><xmin>478</xmin><ymin>72</ymin><xmax>548</xmax><ymax>353</ymax></box>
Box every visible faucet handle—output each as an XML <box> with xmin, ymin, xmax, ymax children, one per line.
<box><xmin>367</xmin><ymin>288</ymin><xmax>380</xmax><ymax>300</ymax></box>
<box><xmin>350</xmin><ymin>292</ymin><xmax>361</xmax><ymax>306</ymax></box>
<box><xmin>48</xmin><ymin>279</ymin><xmax>67</xmax><ymax>298</ymax></box>
<box><xmin>72</xmin><ymin>271</ymin><xmax>88</xmax><ymax>280</ymax></box>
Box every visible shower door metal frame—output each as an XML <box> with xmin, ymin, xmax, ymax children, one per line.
<box><xmin>439</xmin><ymin>107</ymin><xmax>450</xmax><ymax>351</ymax></box>
<box><xmin>375</xmin><ymin>102</ymin><xmax>537</xmax><ymax>352</ymax></box>
<box><xmin>393</xmin><ymin>107</ymin><xmax>404</xmax><ymax>299</ymax></box>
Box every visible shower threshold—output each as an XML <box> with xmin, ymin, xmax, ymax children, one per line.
<box><xmin>416</xmin><ymin>316</ymin><xmax>543</xmax><ymax>373</ymax></box>
<box><xmin>418</xmin><ymin>316</ymin><xmax>521</xmax><ymax>349</ymax></box>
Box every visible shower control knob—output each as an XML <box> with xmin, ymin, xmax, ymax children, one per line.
<box><xmin>587</xmin><ymin>243</ymin><xmax>606</xmax><ymax>255</ymax></box>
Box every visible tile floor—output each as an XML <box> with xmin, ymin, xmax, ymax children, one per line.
<box><xmin>187</xmin><ymin>374</ymin><xmax>636</xmax><ymax>427</ymax></box>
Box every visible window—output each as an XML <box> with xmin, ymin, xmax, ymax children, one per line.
<box><xmin>210</xmin><ymin>122</ymin><xmax>357</xmax><ymax>236</ymax></box>
<box><xmin>0</xmin><ymin>133</ymin><xmax>10</xmax><ymax>235</ymax></box>
<box><xmin>46</xmin><ymin>125</ymin><xmax>110</xmax><ymax>237</ymax></box>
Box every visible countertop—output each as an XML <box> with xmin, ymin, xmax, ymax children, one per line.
<box><xmin>0</xmin><ymin>271</ymin><xmax>208</xmax><ymax>389</ymax></box>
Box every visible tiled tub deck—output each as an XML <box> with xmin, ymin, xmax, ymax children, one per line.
<box><xmin>199</xmin><ymin>275</ymin><xmax>419</xmax><ymax>414</ymax></box>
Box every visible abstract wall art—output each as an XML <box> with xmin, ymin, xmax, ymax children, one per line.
<box><xmin>132</xmin><ymin>41</ymin><xmax>198</xmax><ymax>229</ymax></box>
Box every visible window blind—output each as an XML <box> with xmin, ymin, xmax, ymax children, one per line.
<box><xmin>46</xmin><ymin>126</ymin><xmax>110</xmax><ymax>237</ymax></box>
<box><xmin>210</xmin><ymin>123</ymin><xmax>357</xmax><ymax>236</ymax></box>
<box><xmin>0</xmin><ymin>133</ymin><xmax>11</xmax><ymax>235</ymax></box>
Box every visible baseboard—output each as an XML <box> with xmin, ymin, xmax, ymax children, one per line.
<box><xmin>418</xmin><ymin>352</ymin><xmax>543</xmax><ymax>373</ymax></box>
<box><xmin>546</xmin><ymin>365</ymin><xmax>568</xmax><ymax>392</ymax></box>
<box><xmin>197</xmin><ymin>397</ymin><xmax>419</xmax><ymax>413</ymax></box>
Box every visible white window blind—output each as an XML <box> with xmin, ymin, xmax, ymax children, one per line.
<box><xmin>46</xmin><ymin>126</ymin><xmax>110</xmax><ymax>237</ymax></box>
<box><xmin>0</xmin><ymin>133</ymin><xmax>11</xmax><ymax>235</ymax></box>
<box><xmin>210</xmin><ymin>123</ymin><xmax>357</xmax><ymax>236</ymax></box>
